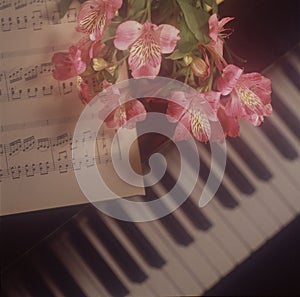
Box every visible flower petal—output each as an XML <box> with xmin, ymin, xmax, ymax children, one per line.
<box><xmin>124</xmin><ymin>100</ymin><xmax>147</xmax><ymax>129</ymax></box>
<box><xmin>114</xmin><ymin>21</ymin><xmax>143</xmax><ymax>50</ymax></box>
<box><xmin>217</xmin><ymin>64</ymin><xmax>243</xmax><ymax>95</ymax></box>
<box><xmin>217</xmin><ymin>107</ymin><xmax>240</xmax><ymax>137</ymax></box>
<box><xmin>173</xmin><ymin>112</ymin><xmax>192</xmax><ymax>141</ymax></box>
<box><xmin>157</xmin><ymin>24</ymin><xmax>180</xmax><ymax>54</ymax></box>
<box><xmin>166</xmin><ymin>91</ymin><xmax>190</xmax><ymax>122</ymax></box>
<box><xmin>130</xmin><ymin>61</ymin><xmax>161</xmax><ymax>78</ymax></box>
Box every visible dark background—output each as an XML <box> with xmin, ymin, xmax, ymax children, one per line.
<box><xmin>1</xmin><ymin>0</ymin><xmax>300</xmax><ymax>295</ymax></box>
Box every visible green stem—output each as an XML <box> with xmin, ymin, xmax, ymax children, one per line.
<box><xmin>147</xmin><ymin>0</ymin><xmax>152</xmax><ymax>21</ymax></box>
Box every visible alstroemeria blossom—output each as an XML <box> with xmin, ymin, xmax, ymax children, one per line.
<box><xmin>217</xmin><ymin>104</ymin><xmax>240</xmax><ymax>137</ymax></box>
<box><xmin>166</xmin><ymin>91</ymin><xmax>221</xmax><ymax>142</ymax></box>
<box><xmin>98</xmin><ymin>87</ymin><xmax>146</xmax><ymax>129</ymax></box>
<box><xmin>52</xmin><ymin>46</ymin><xmax>86</xmax><ymax>80</ymax></box>
<box><xmin>77</xmin><ymin>0</ymin><xmax>122</xmax><ymax>41</ymax></box>
<box><xmin>202</xmin><ymin>14</ymin><xmax>233</xmax><ymax>71</ymax></box>
<box><xmin>114</xmin><ymin>21</ymin><xmax>180</xmax><ymax>78</ymax></box>
<box><xmin>217</xmin><ymin>64</ymin><xmax>272</xmax><ymax>126</ymax></box>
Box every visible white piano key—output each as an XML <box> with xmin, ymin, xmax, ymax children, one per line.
<box><xmin>151</xmin><ymin>181</ymin><xmax>223</xmax><ymax>288</ymax></box>
<box><xmin>51</xmin><ymin>234</ymin><xmax>110</xmax><ymax>297</ymax></box>
<box><xmin>165</xmin><ymin>146</ymin><xmax>249</xmax><ymax>266</ymax></box>
<box><xmin>286</xmin><ymin>51</ymin><xmax>300</xmax><ymax>74</ymax></box>
<box><xmin>100</xmin><ymin>214</ymin><xmax>185</xmax><ymax>297</ymax></box>
<box><xmin>225</xmin><ymin>143</ymin><xmax>284</xmax><ymax>237</ymax></box>
<box><xmin>195</xmin><ymin>145</ymin><xmax>267</xmax><ymax>250</ymax></box>
<box><xmin>227</xmin><ymin>141</ymin><xmax>295</xmax><ymax>227</ymax></box>
<box><xmin>77</xmin><ymin>216</ymin><xmax>156</xmax><ymax>297</ymax></box>
<box><xmin>240</xmin><ymin>122</ymin><xmax>300</xmax><ymax>212</ymax></box>
<box><xmin>266</xmin><ymin>67</ymin><xmax>300</xmax><ymax>118</ymax></box>
<box><xmin>129</xmin><ymin>201</ymin><xmax>205</xmax><ymax>296</ymax></box>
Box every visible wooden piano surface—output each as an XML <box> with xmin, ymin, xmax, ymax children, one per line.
<box><xmin>1</xmin><ymin>1</ymin><xmax>300</xmax><ymax>296</ymax></box>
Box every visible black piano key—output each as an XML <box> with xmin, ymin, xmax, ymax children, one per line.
<box><xmin>201</xmin><ymin>144</ymin><xmax>255</xmax><ymax>194</ymax></box>
<box><xmin>183</xmin><ymin>143</ymin><xmax>239</xmax><ymax>208</ymax></box>
<box><xmin>67</xmin><ymin>223</ymin><xmax>129</xmax><ymax>297</ymax></box>
<box><xmin>144</xmin><ymin>187</ymin><xmax>194</xmax><ymax>246</ymax></box>
<box><xmin>86</xmin><ymin>212</ymin><xmax>147</xmax><ymax>283</ymax></box>
<box><xmin>115</xmin><ymin>220</ymin><xmax>166</xmax><ymax>268</ymax></box>
<box><xmin>228</xmin><ymin>137</ymin><xmax>273</xmax><ymax>181</ymax></box>
<box><xmin>260</xmin><ymin>119</ymin><xmax>298</xmax><ymax>160</ymax></box>
<box><xmin>271</xmin><ymin>91</ymin><xmax>300</xmax><ymax>140</ymax></box>
<box><xmin>38</xmin><ymin>244</ymin><xmax>87</xmax><ymax>297</ymax></box>
<box><xmin>19</xmin><ymin>260</ymin><xmax>56</xmax><ymax>297</ymax></box>
<box><xmin>224</xmin><ymin>157</ymin><xmax>256</xmax><ymax>194</ymax></box>
<box><xmin>278</xmin><ymin>58</ymin><xmax>300</xmax><ymax>92</ymax></box>
<box><xmin>162</xmin><ymin>170</ymin><xmax>213</xmax><ymax>231</ymax></box>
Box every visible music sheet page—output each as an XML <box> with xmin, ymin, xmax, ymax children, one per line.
<box><xmin>0</xmin><ymin>0</ymin><xmax>145</xmax><ymax>216</ymax></box>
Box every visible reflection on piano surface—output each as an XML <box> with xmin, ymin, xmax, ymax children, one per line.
<box><xmin>1</xmin><ymin>42</ymin><xmax>300</xmax><ymax>297</ymax></box>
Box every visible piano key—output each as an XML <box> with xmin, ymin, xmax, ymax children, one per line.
<box><xmin>193</xmin><ymin>143</ymin><xmax>267</xmax><ymax>250</ymax></box>
<box><xmin>100</xmin><ymin>215</ymin><xmax>195</xmax><ymax>296</ymax></box>
<box><xmin>19</xmin><ymin>261</ymin><xmax>56</xmax><ymax>297</ymax></box>
<box><xmin>163</xmin><ymin>147</ymin><xmax>249</xmax><ymax>266</ymax></box>
<box><xmin>77</xmin><ymin>214</ymin><xmax>158</xmax><ymax>297</ymax></box>
<box><xmin>143</xmin><ymin>187</ymin><xmax>195</xmax><ymax>246</ymax></box>
<box><xmin>104</xmin><ymin>199</ymin><xmax>205</xmax><ymax>295</ymax></box>
<box><xmin>36</xmin><ymin>244</ymin><xmax>87</xmax><ymax>297</ymax></box>
<box><xmin>226</xmin><ymin>141</ymin><xmax>293</xmax><ymax>232</ymax></box>
<box><xmin>112</xmin><ymin>219</ymin><xmax>166</xmax><ymax>268</ymax></box>
<box><xmin>158</xmin><ymin>170</ymin><xmax>213</xmax><ymax>230</ymax></box>
<box><xmin>66</xmin><ymin>222</ymin><xmax>129</xmax><ymax>297</ymax></box>
<box><xmin>240</xmin><ymin>121</ymin><xmax>300</xmax><ymax>211</ymax></box>
<box><xmin>214</xmin><ymin>149</ymin><xmax>281</xmax><ymax>238</ymax></box>
<box><xmin>151</xmin><ymin>181</ymin><xmax>225</xmax><ymax>287</ymax></box>
<box><xmin>260</xmin><ymin>119</ymin><xmax>298</xmax><ymax>160</ymax></box>
<box><xmin>84</xmin><ymin>210</ymin><xmax>147</xmax><ymax>283</ymax></box>
<box><xmin>51</xmin><ymin>232</ymin><xmax>111</xmax><ymax>297</ymax></box>
<box><xmin>278</xmin><ymin>57</ymin><xmax>300</xmax><ymax>92</ymax></box>
<box><xmin>201</xmin><ymin>144</ymin><xmax>256</xmax><ymax>194</ymax></box>
<box><xmin>271</xmin><ymin>91</ymin><xmax>300</xmax><ymax>140</ymax></box>
<box><xmin>189</xmin><ymin>150</ymin><xmax>240</xmax><ymax>209</ymax></box>
<box><xmin>228</xmin><ymin>137</ymin><xmax>273</xmax><ymax>180</ymax></box>
<box><xmin>265</xmin><ymin>67</ymin><xmax>300</xmax><ymax>118</ymax></box>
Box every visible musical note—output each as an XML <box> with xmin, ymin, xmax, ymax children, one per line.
<box><xmin>8</xmin><ymin>139</ymin><xmax>22</xmax><ymax>155</ymax></box>
<box><xmin>22</xmin><ymin>135</ymin><xmax>35</xmax><ymax>151</ymax></box>
<box><xmin>57</xmin><ymin>150</ymin><xmax>68</xmax><ymax>173</ymax></box>
<box><xmin>37</xmin><ymin>137</ymin><xmax>50</xmax><ymax>151</ymax></box>
<box><xmin>0</xmin><ymin>0</ymin><xmax>12</xmax><ymax>11</ymax></box>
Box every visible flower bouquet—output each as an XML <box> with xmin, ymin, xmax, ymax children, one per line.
<box><xmin>52</xmin><ymin>0</ymin><xmax>272</xmax><ymax>143</ymax></box>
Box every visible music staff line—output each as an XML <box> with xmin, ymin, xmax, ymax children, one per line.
<box><xmin>0</xmin><ymin>61</ymin><xmax>75</xmax><ymax>102</ymax></box>
<box><xmin>0</xmin><ymin>129</ymin><xmax>118</xmax><ymax>182</ymax></box>
<box><xmin>0</xmin><ymin>0</ymin><xmax>78</xmax><ymax>32</ymax></box>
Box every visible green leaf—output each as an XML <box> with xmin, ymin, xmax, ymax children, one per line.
<box><xmin>128</xmin><ymin>0</ymin><xmax>147</xmax><ymax>20</ymax></box>
<box><xmin>102</xmin><ymin>17</ymin><xmax>122</xmax><ymax>43</ymax></box>
<box><xmin>167</xmin><ymin>19</ymin><xmax>197</xmax><ymax>60</ymax></box>
<box><xmin>152</xmin><ymin>0</ymin><xmax>173</xmax><ymax>24</ymax></box>
<box><xmin>176</xmin><ymin>0</ymin><xmax>210</xmax><ymax>43</ymax></box>
<box><xmin>58</xmin><ymin>0</ymin><xmax>73</xmax><ymax>18</ymax></box>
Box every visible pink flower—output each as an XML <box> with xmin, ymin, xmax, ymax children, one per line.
<box><xmin>217</xmin><ymin>64</ymin><xmax>272</xmax><ymax>126</ymax></box>
<box><xmin>77</xmin><ymin>0</ymin><xmax>122</xmax><ymax>41</ymax></box>
<box><xmin>77</xmin><ymin>76</ymin><xmax>93</xmax><ymax>104</ymax></box>
<box><xmin>114</xmin><ymin>21</ymin><xmax>180</xmax><ymax>78</ymax></box>
<box><xmin>98</xmin><ymin>87</ymin><xmax>147</xmax><ymax>129</ymax></box>
<box><xmin>52</xmin><ymin>46</ymin><xmax>86</xmax><ymax>80</ymax></box>
<box><xmin>202</xmin><ymin>14</ymin><xmax>233</xmax><ymax>71</ymax></box>
<box><xmin>166</xmin><ymin>91</ymin><xmax>221</xmax><ymax>142</ymax></box>
<box><xmin>217</xmin><ymin>105</ymin><xmax>240</xmax><ymax>137</ymax></box>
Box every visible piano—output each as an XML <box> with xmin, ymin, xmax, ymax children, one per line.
<box><xmin>1</xmin><ymin>1</ymin><xmax>299</xmax><ymax>296</ymax></box>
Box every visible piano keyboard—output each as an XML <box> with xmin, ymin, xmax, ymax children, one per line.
<box><xmin>2</xmin><ymin>43</ymin><xmax>300</xmax><ymax>297</ymax></box>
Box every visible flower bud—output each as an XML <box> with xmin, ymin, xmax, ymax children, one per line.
<box><xmin>92</xmin><ymin>58</ymin><xmax>110</xmax><ymax>71</ymax></box>
<box><xmin>191</xmin><ymin>56</ymin><xmax>209</xmax><ymax>80</ymax></box>
<box><xmin>183</xmin><ymin>55</ymin><xmax>193</xmax><ymax>66</ymax></box>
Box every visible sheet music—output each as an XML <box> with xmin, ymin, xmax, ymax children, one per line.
<box><xmin>0</xmin><ymin>1</ymin><xmax>145</xmax><ymax>216</ymax></box>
